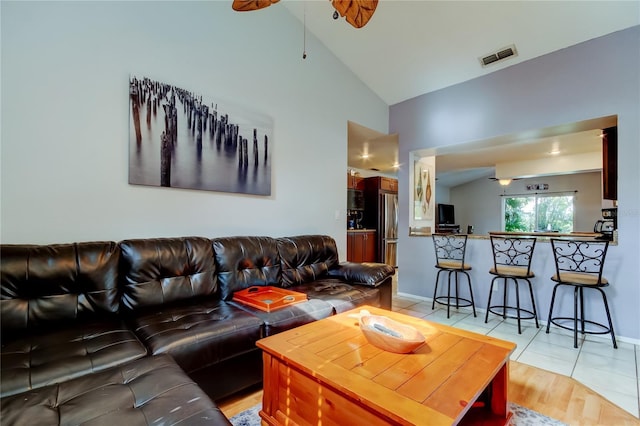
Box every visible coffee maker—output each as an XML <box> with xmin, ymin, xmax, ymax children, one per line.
<box><xmin>594</xmin><ymin>208</ymin><xmax>617</xmax><ymax>240</ymax></box>
<box><xmin>347</xmin><ymin>210</ymin><xmax>364</xmax><ymax>229</ymax></box>
<box><xmin>347</xmin><ymin>189</ymin><xmax>365</xmax><ymax>229</ymax></box>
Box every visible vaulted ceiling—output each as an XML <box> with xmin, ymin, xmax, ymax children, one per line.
<box><xmin>281</xmin><ymin>1</ymin><xmax>639</xmax><ymax>181</ymax></box>
<box><xmin>283</xmin><ymin>1</ymin><xmax>639</xmax><ymax>105</ymax></box>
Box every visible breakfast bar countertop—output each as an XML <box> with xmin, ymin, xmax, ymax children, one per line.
<box><xmin>488</xmin><ymin>231</ymin><xmax>601</xmax><ymax>238</ymax></box>
<box><xmin>409</xmin><ymin>228</ymin><xmax>615</xmax><ymax>244</ymax></box>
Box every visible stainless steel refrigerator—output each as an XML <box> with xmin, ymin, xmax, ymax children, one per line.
<box><xmin>382</xmin><ymin>193</ymin><xmax>398</xmax><ymax>267</ymax></box>
<box><xmin>363</xmin><ymin>177</ymin><xmax>399</xmax><ymax>267</ymax></box>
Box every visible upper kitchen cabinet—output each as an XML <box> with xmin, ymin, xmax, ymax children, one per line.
<box><xmin>602</xmin><ymin>126</ymin><xmax>617</xmax><ymax>200</ymax></box>
<box><xmin>365</xmin><ymin>176</ymin><xmax>398</xmax><ymax>193</ymax></box>
<box><xmin>347</xmin><ymin>172</ymin><xmax>364</xmax><ymax>190</ymax></box>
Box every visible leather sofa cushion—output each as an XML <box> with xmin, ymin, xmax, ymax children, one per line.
<box><xmin>213</xmin><ymin>236</ymin><xmax>281</xmax><ymax>300</ymax></box>
<box><xmin>119</xmin><ymin>237</ymin><xmax>218</xmax><ymax>312</ymax></box>
<box><xmin>230</xmin><ymin>298</ymin><xmax>333</xmax><ymax>336</ymax></box>
<box><xmin>277</xmin><ymin>235</ymin><xmax>339</xmax><ymax>287</ymax></box>
<box><xmin>128</xmin><ymin>298</ymin><xmax>263</xmax><ymax>374</ymax></box>
<box><xmin>0</xmin><ymin>354</ymin><xmax>230</xmax><ymax>425</ymax></box>
<box><xmin>1</xmin><ymin>242</ymin><xmax>120</xmax><ymax>335</ymax></box>
<box><xmin>289</xmin><ymin>278</ymin><xmax>381</xmax><ymax>313</ymax></box>
<box><xmin>1</xmin><ymin>319</ymin><xmax>147</xmax><ymax>398</ymax></box>
<box><xmin>327</xmin><ymin>261</ymin><xmax>395</xmax><ymax>286</ymax></box>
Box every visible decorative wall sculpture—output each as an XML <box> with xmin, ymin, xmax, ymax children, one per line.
<box><xmin>409</xmin><ymin>153</ymin><xmax>436</xmax><ymax>236</ymax></box>
<box><xmin>129</xmin><ymin>75</ymin><xmax>272</xmax><ymax>196</ymax></box>
<box><xmin>413</xmin><ymin>157</ymin><xmax>434</xmax><ymax>221</ymax></box>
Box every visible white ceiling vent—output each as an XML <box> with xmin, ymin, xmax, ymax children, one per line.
<box><xmin>479</xmin><ymin>44</ymin><xmax>518</xmax><ymax>67</ymax></box>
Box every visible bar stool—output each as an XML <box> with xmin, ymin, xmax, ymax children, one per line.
<box><xmin>432</xmin><ymin>233</ymin><xmax>476</xmax><ymax>318</ymax></box>
<box><xmin>546</xmin><ymin>238</ymin><xmax>617</xmax><ymax>349</ymax></box>
<box><xmin>485</xmin><ymin>235</ymin><xmax>539</xmax><ymax>334</ymax></box>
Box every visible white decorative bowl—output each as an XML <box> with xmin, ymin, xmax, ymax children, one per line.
<box><xmin>358</xmin><ymin>312</ymin><xmax>426</xmax><ymax>354</ymax></box>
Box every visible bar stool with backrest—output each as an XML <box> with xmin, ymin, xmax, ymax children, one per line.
<box><xmin>431</xmin><ymin>233</ymin><xmax>476</xmax><ymax>318</ymax></box>
<box><xmin>546</xmin><ymin>238</ymin><xmax>617</xmax><ymax>349</ymax></box>
<box><xmin>486</xmin><ymin>235</ymin><xmax>539</xmax><ymax>334</ymax></box>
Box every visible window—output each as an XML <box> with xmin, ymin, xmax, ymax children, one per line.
<box><xmin>504</xmin><ymin>193</ymin><xmax>574</xmax><ymax>232</ymax></box>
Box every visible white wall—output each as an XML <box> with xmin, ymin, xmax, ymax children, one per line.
<box><xmin>391</xmin><ymin>26</ymin><xmax>640</xmax><ymax>341</ymax></box>
<box><xmin>0</xmin><ymin>1</ymin><xmax>388</xmax><ymax>262</ymax></box>
<box><xmin>434</xmin><ymin>184</ymin><xmax>451</xmax><ymax>205</ymax></box>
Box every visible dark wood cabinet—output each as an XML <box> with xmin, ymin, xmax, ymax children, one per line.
<box><xmin>347</xmin><ymin>231</ymin><xmax>376</xmax><ymax>262</ymax></box>
<box><xmin>363</xmin><ymin>176</ymin><xmax>397</xmax><ymax>193</ymax></box>
<box><xmin>347</xmin><ymin>173</ymin><xmax>364</xmax><ymax>189</ymax></box>
<box><xmin>602</xmin><ymin>126</ymin><xmax>617</xmax><ymax>200</ymax></box>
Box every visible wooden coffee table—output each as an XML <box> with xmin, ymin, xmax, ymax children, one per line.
<box><xmin>256</xmin><ymin>306</ymin><xmax>516</xmax><ymax>425</ymax></box>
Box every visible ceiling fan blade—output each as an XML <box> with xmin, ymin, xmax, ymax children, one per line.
<box><xmin>232</xmin><ymin>0</ymin><xmax>279</xmax><ymax>12</ymax></box>
<box><xmin>332</xmin><ymin>0</ymin><xmax>378</xmax><ymax>29</ymax></box>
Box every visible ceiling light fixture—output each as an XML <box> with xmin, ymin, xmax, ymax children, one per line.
<box><xmin>489</xmin><ymin>176</ymin><xmax>521</xmax><ymax>184</ymax></box>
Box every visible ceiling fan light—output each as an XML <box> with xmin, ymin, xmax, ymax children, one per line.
<box><xmin>498</xmin><ymin>179</ymin><xmax>512</xmax><ymax>186</ymax></box>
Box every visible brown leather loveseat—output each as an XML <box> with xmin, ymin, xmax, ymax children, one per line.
<box><xmin>0</xmin><ymin>234</ymin><xmax>394</xmax><ymax>424</ymax></box>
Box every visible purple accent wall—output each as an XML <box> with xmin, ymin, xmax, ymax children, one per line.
<box><xmin>390</xmin><ymin>26</ymin><xmax>640</xmax><ymax>340</ymax></box>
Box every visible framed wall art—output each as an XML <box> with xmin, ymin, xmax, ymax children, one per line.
<box><xmin>129</xmin><ymin>74</ymin><xmax>273</xmax><ymax>196</ymax></box>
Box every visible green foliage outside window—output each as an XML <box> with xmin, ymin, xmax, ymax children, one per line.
<box><xmin>504</xmin><ymin>195</ymin><xmax>574</xmax><ymax>233</ymax></box>
<box><xmin>505</xmin><ymin>197</ymin><xmax>533</xmax><ymax>232</ymax></box>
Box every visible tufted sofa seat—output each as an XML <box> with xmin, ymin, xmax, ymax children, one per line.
<box><xmin>0</xmin><ymin>354</ymin><xmax>229</xmax><ymax>425</ymax></box>
<box><xmin>216</xmin><ymin>236</ymin><xmax>335</xmax><ymax>336</ymax></box>
<box><xmin>1</xmin><ymin>234</ymin><xmax>394</xmax><ymax>423</ymax></box>
<box><xmin>0</xmin><ymin>242</ymin><xmax>148</xmax><ymax>398</ymax></box>
<box><xmin>119</xmin><ymin>237</ymin><xmax>264</xmax><ymax>371</ymax></box>
<box><xmin>276</xmin><ymin>235</ymin><xmax>386</xmax><ymax>313</ymax></box>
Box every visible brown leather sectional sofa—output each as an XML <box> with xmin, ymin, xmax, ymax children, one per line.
<box><xmin>0</xmin><ymin>234</ymin><xmax>394</xmax><ymax>424</ymax></box>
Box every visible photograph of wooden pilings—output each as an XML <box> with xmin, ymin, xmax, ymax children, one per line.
<box><xmin>128</xmin><ymin>75</ymin><xmax>272</xmax><ymax>196</ymax></box>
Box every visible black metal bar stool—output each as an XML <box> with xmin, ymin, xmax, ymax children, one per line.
<box><xmin>485</xmin><ymin>235</ymin><xmax>539</xmax><ymax>334</ymax></box>
<box><xmin>432</xmin><ymin>233</ymin><xmax>476</xmax><ymax>318</ymax></box>
<box><xmin>546</xmin><ymin>238</ymin><xmax>617</xmax><ymax>349</ymax></box>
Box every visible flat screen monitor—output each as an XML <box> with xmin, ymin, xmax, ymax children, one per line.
<box><xmin>437</xmin><ymin>204</ymin><xmax>455</xmax><ymax>224</ymax></box>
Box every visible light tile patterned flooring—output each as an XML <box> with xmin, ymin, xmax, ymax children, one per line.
<box><xmin>392</xmin><ymin>293</ymin><xmax>640</xmax><ymax>418</ymax></box>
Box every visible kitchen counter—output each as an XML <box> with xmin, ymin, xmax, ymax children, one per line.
<box><xmin>487</xmin><ymin>231</ymin><xmax>617</xmax><ymax>244</ymax></box>
<box><xmin>347</xmin><ymin>228</ymin><xmax>375</xmax><ymax>232</ymax></box>
<box><xmin>488</xmin><ymin>231</ymin><xmax>601</xmax><ymax>238</ymax></box>
<box><xmin>409</xmin><ymin>228</ymin><xmax>616</xmax><ymax>244</ymax></box>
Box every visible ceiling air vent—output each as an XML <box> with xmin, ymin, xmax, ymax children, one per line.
<box><xmin>479</xmin><ymin>44</ymin><xmax>518</xmax><ymax>68</ymax></box>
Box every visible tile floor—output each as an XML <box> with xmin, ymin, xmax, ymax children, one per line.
<box><xmin>392</xmin><ymin>293</ymin><xmax>640</xmax><ymax>418</ymax></box>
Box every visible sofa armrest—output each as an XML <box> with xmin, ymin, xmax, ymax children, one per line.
<box><xmin>327</xmin><ymin>262</ymin><xmax>395</xmax><ymax>287</ymax></box>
